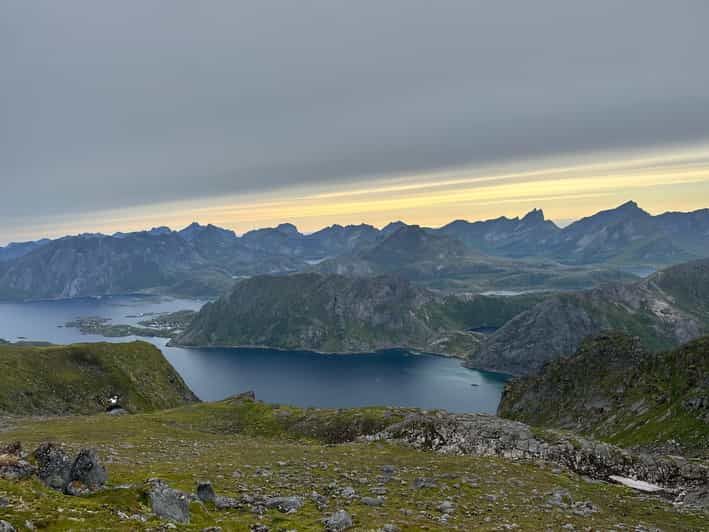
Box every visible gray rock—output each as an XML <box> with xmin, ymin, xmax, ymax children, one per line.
<box><xmin>265</xmin><ymin>496</ymin><xmax>304</xmax><ymax>513</ymax></box>
<box><xmin>215</xmin><ymin>495</ymin><xmax>241</xmax><ymax>509</ymax></box>
<box><xmin>412</xmin><ymin>477</ymin><xmax>437</xmax><ymax>489</ymax></box>
<box><xmin>361</xmin><ymin>496</ymin><xmax>384</xmax><ymax>507</ymax></box>
<box><xmin>339</xmin><ymin>486</ymin><xmax>356</xmax><ymax>499</ymax></box>
<box><xmin>147</xmin><ymin>479</ymin><xmax>190</xmax><ymax>524</ymax></box>
<box><xmin>324</xmin><ymin>509</ymin><xmax>353</xmax><ymax>531</ymax></box>
<box><xmin>69</xmin><ymin>449</ymin><xmax>107</xmax><ymax>491</ymax></box>
<box><xmin>0</xmin><ymin>442</ymin><xmax>22</xmax><ymax>456</ymax></box>
<box><xmin>196</xmin><ymin>481</ymin><xmax>216</xmax><ymax>503</ymax></box>
<box><xmin>381</xmin><ymin>525</ymin><xmax>399</xmax><ymax>532</ymax></box>
<box><xmin>571</xmin><ymin>500</ymin><xmax>599</xmax><ymax>516</ymax></box>
<box><xmin>380</xmin><ymin>465</ymin><xmax>396</xmax><ymax>475</ymax></box>
<box><xmin>437</xmin><ymin>500</ymin><xmax>455</xmax><ymax>513</ymax></box>
<box><xmin>33</xmin><ymin>442</ymin><xmax>71</xmax><ymax>489</ymax></box>
<box><xmin>0</xmin><ymin>453</ymin><xmax>35</xmax><ymax>481</ymax></box>
<box><xmin>0</xmin><ymin>521</ymin><xmax>16</xmax><ymax>532</ymax></box>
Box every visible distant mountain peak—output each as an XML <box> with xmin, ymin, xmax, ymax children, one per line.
<box><xmin>148</xmin><ymin>226</ymin><xmax>172</xmax><ymax>236</ymax></box>
<box><xmin>521</xmin><ymin>208</ymin><xmax>545</xmax><ymax>223</ymax></box>
<box><xmin>276</xmin><ymin>223</ymin><xmax>300</xmax><ymax>236</ymax></box>
<box><xmin>614</xmin><ymin>200</ymin><xmax>645</xmax><ymax>213</ymax></box>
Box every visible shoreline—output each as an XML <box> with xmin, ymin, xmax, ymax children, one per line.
<box><xmin>167</xmin><ymin>339</ymin><xmax>467</xmax><ymax>360</ymax></box>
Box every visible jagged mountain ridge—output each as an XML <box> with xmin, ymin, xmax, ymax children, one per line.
<box><xmin>1</xmin><ymin>201</ymin><xmax>707</xmax><ymax>300</ymax></box>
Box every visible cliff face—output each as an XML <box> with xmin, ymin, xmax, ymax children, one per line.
<box><xmin>468</xmin><ymin>259</ymin><xmax>709</xmax><ymax>375</ymax></box>
<box><xmin>498</xmin><ymin>334</ymin><xmax>709</xmax><ymax>455</ymax></box>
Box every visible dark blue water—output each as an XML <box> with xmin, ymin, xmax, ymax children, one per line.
<box><xmin>0</xmin><ymin>295</ymin><xmax>508</xmax><ymax>413</ymax></box>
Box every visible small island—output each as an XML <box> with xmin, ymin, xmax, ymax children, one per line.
<box><xmin>65</xmin><ymin>310</ymin><xmax>196</xmax><ymax>339</ymax></box>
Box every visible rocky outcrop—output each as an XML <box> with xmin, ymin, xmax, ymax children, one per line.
<box><xmin>34</xmin><ymin>443</ymin><xmax>107</xmax><ymax>495</ymax></box>
<box><xmin>369</xmin><ymin>411</ymin><xmax>709</xmax><ymax>491</ymax></box>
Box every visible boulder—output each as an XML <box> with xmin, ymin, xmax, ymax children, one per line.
<box><xmin>146</xmin><ymin>479</ymin><xmax>190</xmax><ymax>524</ymax></box>
<box><xmin>265</xmin><ymin>496</ymin><xmax>304</xmax><ymax>513</ymax></box>
<box><xmin>324</xmin><ymin>510</ymin><xmax>353</xmax><ymax>531</ymax></box>
<box><xmin>0</xmin><ymin>520</ymin><xmax>16</xmax><ymax>532</ymax></box>
<box><xmin>69</xmin><ymin>449</ymin><xmax>107</xmax><ymax>491</ymax></box>
<box><xmin>33</xmin><ymin>443</ymin><xmax>71</xmax><ymax>490</ymax></box>
<box><xmin>196</xmin><ymin>481</ymin><xmax>216</xmax><ymax>503</ymax></box>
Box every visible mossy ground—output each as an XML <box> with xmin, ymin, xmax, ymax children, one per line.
<box><xmin>1</xmin><ymin>400</ymin><xmax>707</xmax><ymax>531</ymax></box>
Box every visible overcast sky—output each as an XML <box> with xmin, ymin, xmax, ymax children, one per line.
<box><xmin>2</xmin><ymin>1</ymin><xmax>709</xmax><ymax>243</ymax></box>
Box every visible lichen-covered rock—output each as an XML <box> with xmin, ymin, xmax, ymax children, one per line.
<box><xmin>146</xmin><ymin>479</ymin><xmax>190</xmax><ymax>524</ymax></box>
<box><xmin>69</xmin><ymin>449</ymin><xmax>107</xmax><ymax>491</ymax></box>
<box><xmin>33</xmin><ymin>443</ymin><xmax>72</xmax><ymax>489</ymax></box>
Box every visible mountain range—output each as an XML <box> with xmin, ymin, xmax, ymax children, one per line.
<box><xmin>0</xmin><ymin>201</ymin><xmax>708</xmax><ymax>300</ymax></box>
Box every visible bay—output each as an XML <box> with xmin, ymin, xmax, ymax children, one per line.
<box><xmin>0</xmin><ymin>295</ymin><xmax>508</xmax><ymax>413</ymax></box>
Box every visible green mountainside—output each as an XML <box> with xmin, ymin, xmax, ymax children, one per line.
<box><xmin>172</xmin><ymin>273</ymin><xmax>544</xmax><ymax>356</ymax></box>
<box><xmin>498</xmin><ymin>333</ymin><xmax>709</xmax><ymax>455</ymax></box>
<box><xmin>0</xmin><ymin>341</ymin><xmax>197</xmax><ymax>415</ymax></box>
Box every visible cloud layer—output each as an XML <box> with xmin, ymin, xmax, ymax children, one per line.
<box><xmin>2</xmin><ymin>1</ymin><xmax>709</xmax><ymax>241</ymax></box>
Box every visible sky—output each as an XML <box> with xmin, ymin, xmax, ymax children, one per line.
<box><xmin>2</xmin><ymin>1</ymin><xmax>709</xmax><ymax>244</ymax></box>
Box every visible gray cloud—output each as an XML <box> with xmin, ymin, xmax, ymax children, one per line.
<box><xmin>2</xmin><ymin>1</ymin><xmax>709</xmax><ymax>229</ymax></box>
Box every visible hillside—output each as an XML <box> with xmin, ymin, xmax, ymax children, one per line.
<box><xmin>172</xmin><ymin>273</ymin><xmax>544</xmax><ymax>356</ymax></box>
<box><xmin>0</xmin><ymin>396</ymin><xmax>707</xmax><ymax>530</ymax></box>
<box><xmin>498</xmin><ymin>334</ymin><xmax>709</xmax><ymax>456</ymax></box>
<box><xmin>0</xmin><ymin>341</ymin><xmax>197</xmax><ymax>415</ymax></box>
<box><xmin>468</xmin><ymin>258</ymin><xmax>709</xmax><ymax>375</ymax></box>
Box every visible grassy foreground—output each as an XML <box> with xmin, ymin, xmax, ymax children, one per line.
<box><xmin>1</xmin><ymin>398</ymin><xmax>707</xmax><ymax>531</ymax></box>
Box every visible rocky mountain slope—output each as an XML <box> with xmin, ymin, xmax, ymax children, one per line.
<box><xmin>0</xmin><ymin>239</ymin><xmax>50</xmax><ymax>263</ymax></box>
<box><xmin>498</xmin><ymin>333</ymin><xmax>709</xmax><ymax>456</ymax></box>
<box><xmin>468</xmin><ymin>258</ymin><xmax>709</xmax><ymax>375</ymax></box>
<box><xmin>315</xmin><ymin>225</ymin><xmax>638</xmax><ymax>293</ymax></box>
<box><xmin>0</xmin><ymin>341</ymin><xmax>197</xmax><ymax>415</ymax></box>
<box><xmin>172</xmin><ymin>273</ymin><xmax>544</xmax><ymax>355</ymax></box>
<box><xmin>1</xmin><ymin>201</ymin><xmax>707</xmax><ymax>301</ymax></box>
<box><xmin>1</xmin><ymin>394</ymin><xmax>707</xmax><ymax>530</ymax></box>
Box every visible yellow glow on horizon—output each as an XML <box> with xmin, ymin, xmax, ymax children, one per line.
<box><xmin>5</xmin><ymin>142</ymin><xmax>709</xmax><ymax>243</ymax></box>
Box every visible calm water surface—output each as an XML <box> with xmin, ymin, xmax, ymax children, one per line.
<box><xmin>0</xmin><ymin>295</ymin><xmax>508</xmax><ymax>413</ymax></box>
